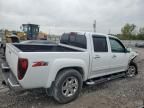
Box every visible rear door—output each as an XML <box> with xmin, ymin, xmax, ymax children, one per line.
<box><xmin>90</xmin><ymin>35</ymin><xmax>112</xmax><ymax>78</ymax></box>
<box><xmin>109</xmin><ymin>37</ymin><xmax>129</xmax><ymax>72</ymax></box>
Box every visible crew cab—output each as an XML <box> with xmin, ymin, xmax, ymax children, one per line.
<box><xmin>1</xmin><ymin>32</ymin><xmax>138</xmax><ymax>103</ymax></box>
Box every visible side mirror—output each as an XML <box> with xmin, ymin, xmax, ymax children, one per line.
<box><xmin>125</xmin><ymin>48</ymin><xmax>132</xmax><ymax>53</ymax></box>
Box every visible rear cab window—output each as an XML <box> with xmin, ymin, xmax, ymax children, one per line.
<box><xmin>60</xmin><ymin>32</ymin><xmax>87</xmax><ymax>49</ymax></box>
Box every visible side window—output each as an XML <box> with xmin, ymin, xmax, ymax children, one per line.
<box><xmin>93</xmin><ymin>36</ymin><xmax>108</xmax><ymax>52</ymax></box>
<box><xmin>109</xmin><ymin>38</ymin><xmax>125</xmax><ymax>52</ymax></box>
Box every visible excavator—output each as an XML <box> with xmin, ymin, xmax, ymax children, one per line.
<box><xmin>22</xmin><ymin>24</ymin><xmax>40</xmax><ymax>40</ymax></box>
<box><xmin>1</xmin><ymin>24</ymin><xmax>43</xmax><ymax>55</ymax></box>
<box><xmin>2</xmin><ymin>24</ymin><xmax>40</xmax><ymax>44</ymax></box>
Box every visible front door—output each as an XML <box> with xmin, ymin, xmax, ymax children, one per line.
<box><xmin>109</xmin><ymin>37</ymin><xmax>129</xmax><ymax>72</ymax></box>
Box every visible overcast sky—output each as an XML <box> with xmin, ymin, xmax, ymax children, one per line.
<box><xmin>0</xmin><ymin>0</ymin><xmax>144</xmax><ymax>35</ymax></box>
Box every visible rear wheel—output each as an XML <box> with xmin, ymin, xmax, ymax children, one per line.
<box><xmin>126</xmin><ymin>62</ymin><xmax>137</xmax><ymax>77</ymax></box>
<box><xmin>53</xmin><ymin>69</ymin><xmax>82</xmax><ymax>104</ymax></box>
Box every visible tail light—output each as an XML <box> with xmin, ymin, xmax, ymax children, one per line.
<box><xmin>17</xmin><ymin>58</ymin><xmax>28</xmax><ymax>80</ymax></box>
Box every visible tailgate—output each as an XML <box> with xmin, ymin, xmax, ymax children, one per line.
<box><xmin>6</xmin><ymin>44</ymin><xmax>19</xmax><ymax>78</ymax></box>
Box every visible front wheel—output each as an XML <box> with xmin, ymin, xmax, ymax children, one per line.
<box><xmin>126</xmin><ymin>62</ymin><xmax>137</xmax><ymax>77</ymax></box>
<box><xmin>53</xmin><ymin>69</ymin><xmax>83</xmax><ymax>104</ymax></box>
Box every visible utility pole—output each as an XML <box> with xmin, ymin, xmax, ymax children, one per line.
<box><xmin>93</xmin><ymin>20</ymin><xmax>96</xmax><ymax>32</ymax></box>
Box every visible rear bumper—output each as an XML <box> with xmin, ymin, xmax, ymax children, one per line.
<box><xmin>1</xmin><ymin>62</ymin><xmax>22</xmax><ymax>90</ymax></box>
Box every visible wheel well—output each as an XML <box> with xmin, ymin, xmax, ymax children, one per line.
<box><xmin>56</xmin><ymin>67</ymin><xmax>84</xmax><ymax>80</ymax></box>
<box><xmin>49</xmin><ymin>67</ymin><xmax>84</xmax><ymax>96</ymax></box>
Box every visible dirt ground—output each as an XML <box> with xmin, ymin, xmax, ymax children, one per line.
<box><xmin>0</xmin><ymin>47</ymin><xmax>144</xmax><ymax>108</ymax></box>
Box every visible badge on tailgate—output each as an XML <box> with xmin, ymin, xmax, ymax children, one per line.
<box><xmin>32</xmin><ymin>61</ymin><xmax>48</xmax><ymax>67</ymax></box>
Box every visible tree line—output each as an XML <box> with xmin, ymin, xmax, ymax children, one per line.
<box><xmin>117</xmin><ymin>23</ymin><xmax>144</xmax><ymax>40</ymax></box>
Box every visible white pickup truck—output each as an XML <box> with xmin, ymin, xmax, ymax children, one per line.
<box><xmin>1</xmin><ymin>32</ymin><xmax>138</xmax><ymax>103</ymax></box>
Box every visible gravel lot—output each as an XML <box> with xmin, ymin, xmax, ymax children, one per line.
<box><xmin>0</xmin><ymin>47</ymin><xmax>144</xmax><ymax>108</ymax></box>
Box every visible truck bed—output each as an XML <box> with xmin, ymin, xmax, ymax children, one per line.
<box><xmin>13</xmin><ymin>44</ymin><xmax>82</xmax><ymax>52</ymax></box>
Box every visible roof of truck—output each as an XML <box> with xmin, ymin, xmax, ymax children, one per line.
<box><xmin>70</xmin><ymin>31</ymin><xmax>118</xmax><ymax>39</ymax></box>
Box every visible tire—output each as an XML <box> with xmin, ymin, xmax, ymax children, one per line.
<box><xmin>126</xmin><ymin>62</ymin><xmax>137</xmax><ymax>77</ymax></box>
<box><xmin>53</xmin><ymin>69</ymin><xmax>83</xmax><ymax>104</ymax></box>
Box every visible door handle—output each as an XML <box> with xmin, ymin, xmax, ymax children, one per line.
<box><xmin>94</xmin><ymin>55</ymin><xmax>101</xmax><ymax>59</ymax></box>
<box><xmin>112</xmin><ymin>55</ymin><xmax>117</xmax><ymax>58</ymax></box>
